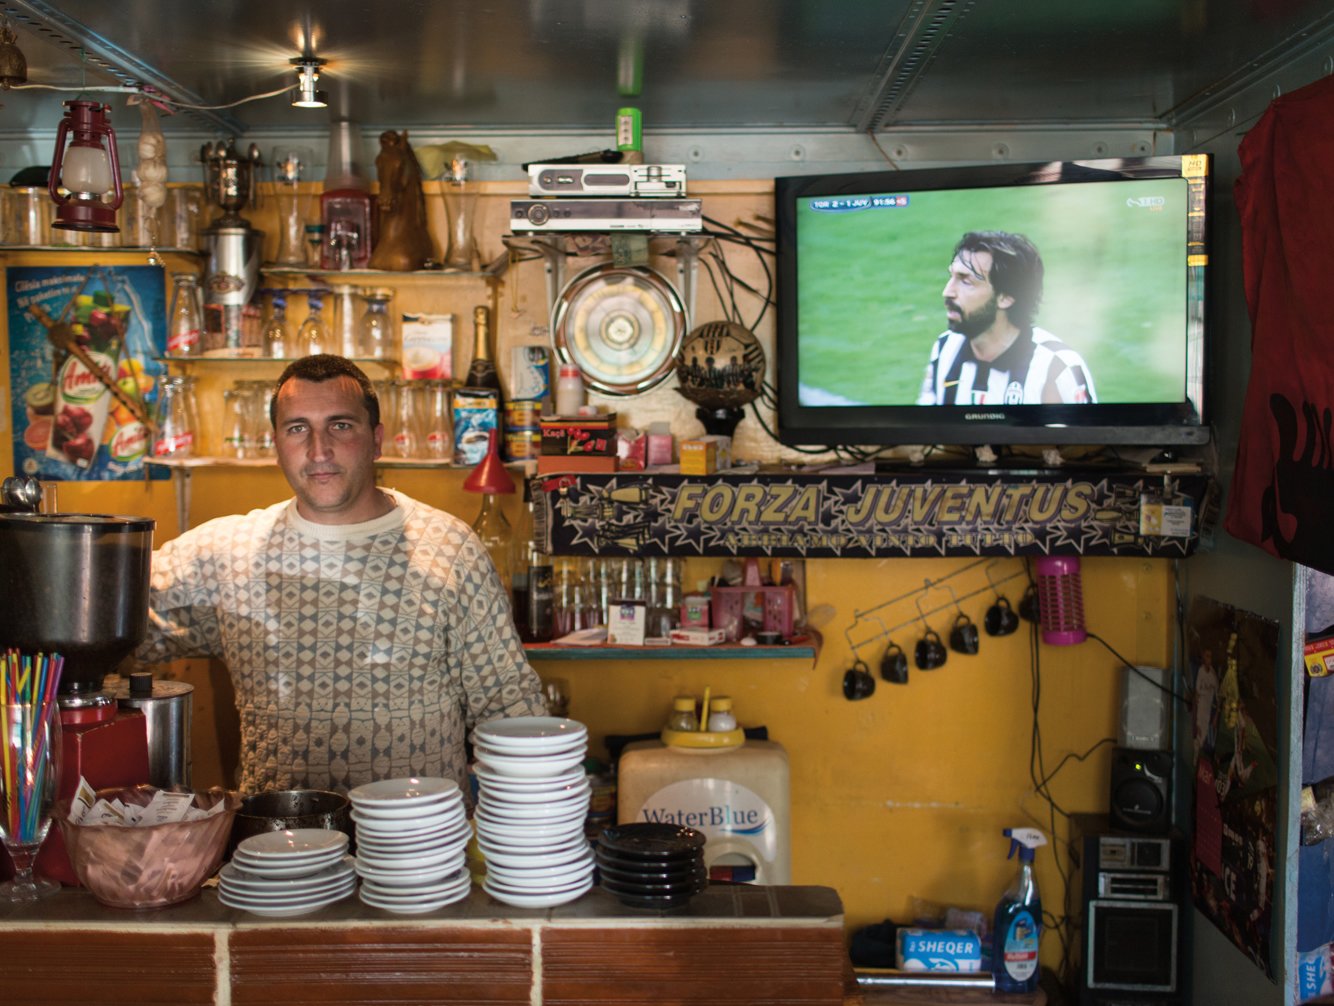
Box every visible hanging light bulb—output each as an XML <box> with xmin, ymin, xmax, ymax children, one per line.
<box><xmin>290</xmin><ymin>56</ymin><xmax>328</xmax><ymax>108</ymax></box>
<box><xmin>48</xmin><ymin>99</ymin><xmax>123</xmax><ymax>233</ymax></box>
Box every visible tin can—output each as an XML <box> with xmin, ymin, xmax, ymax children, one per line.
<box><xmin>505</xmin><ymin>429</ymin><xmax>541</xmax><ymax>462</ymax></box>
<box><xmin>505</xmin><ymin>399</ymin><xmax>543</xmax><ymax>431</ymax></box>
<box><xmin>616</xmin><ymin>107</ymin><xmax>642</xmax><ymax>153</ymax></box>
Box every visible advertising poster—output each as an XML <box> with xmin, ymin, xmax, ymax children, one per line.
<box><xmin>7</xmin><ymin>264</ymin><xmax>168</xmax><ymax>482</ymax></box>
<box><xmin>1186</xmin><ymin>596</ymin><xmax>1280</xmax><ymax>976</ymax></box>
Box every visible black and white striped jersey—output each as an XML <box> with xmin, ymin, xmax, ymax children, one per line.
<box><xmin>916</xmin><ymin>327</ymin><xmax>1098</xmax><ymax>405</ymax></box>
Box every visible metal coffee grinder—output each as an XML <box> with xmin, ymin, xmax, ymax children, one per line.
<box><xmin>200</xmin><ymin>139</ymin><xmax>264</xmax><ymax>352</ymax></box>
<box><xmin>0</xmin><ymin>476</ymin><xmax>160</xmax><ymax>884</ymax></box>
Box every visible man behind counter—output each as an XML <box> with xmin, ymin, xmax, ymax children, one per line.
<box><xmin>135</xmin><ymin>354</ymin><xmax>546</xmax><ymax>795</ymax></box>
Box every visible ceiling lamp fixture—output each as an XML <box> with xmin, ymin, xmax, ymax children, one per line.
<box><xmin>291</xmin><ymin>56</ymin><xmax>328</xmax><ymax>108</ymax></box>
<box><xmin>48</xmin><ymin>100</ymin><xmax>123</xmax><ymax>233</ymax></box>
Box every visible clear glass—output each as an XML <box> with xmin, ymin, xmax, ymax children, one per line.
<box><xmin>221</xmin><ymin>386</ymin><xmax>249</xmax><ymax>459</ymax></box>
<box><xmin>167</xmin><ymin>186</ymin><xmax>203</xmax><ymax>250</ymax></box>
<box><xmin>439</xmin><ymin>159</ymin><xmax>479</xmax><ymax>270</ymax></box>
<box><xmin>389</xmin><ymin>379</ymin><xmax>422</xmax><ymax>458</ymax></box>
<box><xmin>424</xmin><ymin>380</ymin><xmax>451</xmax><ymax>459</ymax></box>
<box><xmin>7</xmin><ymin>188</ymin><xmax>50</xmax><ymax>245</ymax></box>
<box><xmin>328</xmin><ymin>285</ymin><xmax>362</xmax><ymax>358</ymax></box>
<box><xmin>152</xmin><ymin>375</ymin><xmax>198</xmax><ymax>458</ymax></box>
<box><xmin>0</xmin><ymin>703</ymin><xmax>61</xmax><ymax>901</ymax></box>
<box><xmin>243</xmin><ymin>380</ymin><xmax>274</xmax><ymax>458</ymax></box>
<box><xmin>471</xmin><ymin>493</ymin><xmax>513</xmax><ymax>594</ymax></box>
<box><xmin>304</xmin><ymin>224</ymin><xmax>325</xmax><ymax>268</ymax></box>
<box><xmin>271</xmin><ymin>146</ymin><xmax>316</xmax><ymax>266</ymax></box>
<box><xmin>359</xmin><ymin>289</ymin><xmax>394</xmax><ymax>359</ymax></box>
<box><xmin>167</xmin><ymin>273</ymin><xmax>203</xmax><ymax>357</ymax></box>
<box><xmin>297</xmin><ymin>293</ymin><xmax>329</xmax><ymax>356</ymax></box>
<box><xmin>263</xmin><ymin>292</ymin><xmax>290</xmax><ymax>359</ymax></box>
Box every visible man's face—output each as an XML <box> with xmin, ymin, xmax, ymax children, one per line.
<box><xmin>273</xmin><ymin>375</ymin><xmax>385</xmax><ymax>524</ymax></box>
<box><xmin>942</xmin><ymin>249</ymin><xmax>1012</xmax><ymax>339</ymax></box>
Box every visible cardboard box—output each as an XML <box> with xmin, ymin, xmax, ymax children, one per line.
<box><xmin>895</xmin><ymin>928</ymin><xmax>983</xmax><ymax>972</ymax></box>
<box><xmin>669</xmin><ymin>626</ymin><xmax>728</xmax><ymax>646</ymax></box>
<box><xmin>1306</xmin><ymin>636</ymin><xmax>1334</xmax><ymax>677</ymax></box>
<box><xmin>607</xmin><ymin>599</ymin><xmax>647</xmax><ymax>645</ymax></box>
<box><xmin>536</xmin><ymin>454</ymin><xmax>618</xmax><ymax>475</ymax></box>
<box><xmin>540</xmin><ymin>413</ymin><xmax>618</xmax><ymax>456</ymax></box>
<box><xmin>680</xmin><ymin>435</ymin><xmax>732</xmax><ymax>475</ymax></box>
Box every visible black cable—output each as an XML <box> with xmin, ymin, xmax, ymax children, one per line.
<box><xmin>1085</xmin><ymin>632</ymin><xmax>1189</xmax><ymax>705</ymax></box>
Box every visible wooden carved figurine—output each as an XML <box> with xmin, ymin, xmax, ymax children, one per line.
<box><xmin>368</xmin><ymin>130</ymin><xmax>434</xmax><ymax>271</ymax></box>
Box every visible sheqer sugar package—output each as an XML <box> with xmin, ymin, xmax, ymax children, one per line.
<box><xmin>895</xmin><ymin>928</ymin><xmax>983</xmax><ymax>971</ymax></box>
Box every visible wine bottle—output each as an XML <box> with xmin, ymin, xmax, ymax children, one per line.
<box><xmin>464</xmin><ymin>305</ymin><xmax>501</xmax><ymax>395</ymax></box>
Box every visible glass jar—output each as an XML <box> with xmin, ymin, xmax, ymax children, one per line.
<box><xmin>166</xmin><ymin>273</ymin><xmax>203</xmax><ymax>357</ymax></box>
<box><xmin>667</xmin><ymin>696</ymin><xmax>698</xmax><ymax>732</ymax></box>
<box><xmin>152</xmin><ymin>375</ymin><xmax>199</xmax><ymax>458</ymax></box>
<box><xmin>358</xmin><ymin>288</ymin><xmax>394</xmax><ymax>359</ymax></box>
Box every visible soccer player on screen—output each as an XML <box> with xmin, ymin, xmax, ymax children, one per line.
<box><xmin>917</xmin><ymin>231</ymin><xmax>1097</xmax><ymax>405</ymax></box>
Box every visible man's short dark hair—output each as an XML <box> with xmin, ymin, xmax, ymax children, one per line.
<box><xmin>953</xmin><ymin>231</ymin><xmax>1044</xmax><ymax>330</ymax></box>
<box><xmin>270</xmin><ymin>354</ymin><xmax>380</xmax><ymax>428</ymax></box>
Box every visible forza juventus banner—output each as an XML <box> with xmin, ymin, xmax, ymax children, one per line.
<box><xmin>535</xmin><ymin>469</ymin><xmax>1215</xmax><ymax>559</ymax></box>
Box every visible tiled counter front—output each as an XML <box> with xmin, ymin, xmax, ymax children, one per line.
<box><xmin>0</xmin><ymin>885</ymin><xmax>847</xmax><ymax>1005</ymax></box>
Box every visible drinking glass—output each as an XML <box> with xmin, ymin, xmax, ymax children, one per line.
<box><xmin>0</xmin><ymin>703</ymin><xmax>61</xmax><ymax>901</ymax></box>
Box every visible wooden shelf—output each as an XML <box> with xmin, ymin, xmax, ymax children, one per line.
<box><xmin>523</xmin><ymin>642</ymin><xmax>816</xmax><ymax>661</ymax></box>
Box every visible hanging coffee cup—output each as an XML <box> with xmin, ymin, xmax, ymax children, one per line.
<box><xmin>986</xmin><ymin>596</ymin><xmax>1020</xmax><ymax>636</ymax></box>
<box><xmin>949</xmin><ymin>613</ymin><xmax>979</xmax><ymax>655</ymax></box>
<box><xmin>1019</xmin><ymin>583</ymin><xmax>1041</xmax><ymax>623</ymax></box>
<box><xmin>880</xmin><ymin>641</ymin><xmax>909</xmax><ymax>684</ymax></box>
<box><xmin>915</xmin><ymin>630</ymin><xmax>946</xmax><ymax>670</ymax></box>
<box><xmin>843</xmin><ymin>659</ymin><xmax>876</xmax><ymax>700</ymax></box>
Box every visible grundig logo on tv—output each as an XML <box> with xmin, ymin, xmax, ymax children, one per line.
<box><xmin>964</xmin><ymin>412</ymin><xmax>1006</xmax><ymax>420</ymax></box>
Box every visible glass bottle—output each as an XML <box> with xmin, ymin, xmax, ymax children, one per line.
<box><xmin>263</xmin><ymin>291</ymin><xmax>290</xmax><ymax>359</ymax></box>
<box><xmin>667</xmin><ymin>696</ymin><xmax>699</xmax><ymax>732</ymax></box>
<box><xmin>706</xmin><ymin>696</ymin><xmax>737</xmax><ymax>732</ymax></box>
<box><xmin>359</xmin><ymin>288</ymin><xmax>394</xmax><ymax>359</ymax></box>
<box><xmin>464</xmin><ymin>304</ymin><xmax>501</xmax><ymax>395</ymax></box>
<box><xmin>152</xmin><ymin>375</ymin><xmax>198</xmax><ymax>458</ymax></box>
<box><xmin>166</xmin><ymin>273</ymin><xmax>203</xmax><ymax>357</ymax></box>
<box><xmin>471</xmin><ymin>492</ymin><xmax>513</xmax><ymax>595</ymax></box>
<box><xmin>523</xmin><ymin>487</ymin><xmax>555</xmax><ymax>643</ymax></box>
<box><xmin>297</xmin><ymin>291</ymin><xmax>329</xmax><ymax>356</ymax></box>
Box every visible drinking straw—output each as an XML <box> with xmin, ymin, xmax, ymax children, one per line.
<box><xmin>0</xmin><ymin>650</ymin><xmax>63</xmax><ymax>844</ymax></box>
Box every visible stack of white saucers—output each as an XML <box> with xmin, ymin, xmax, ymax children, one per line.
<box><xmin>220</xmin><ymin>829</ymin><xmax>356</xmax><ymax>916</ymax></box>
<box><xmin>473</xmin><ymin>716</ymin><xmax>595</xmax><ymax>908</ymax></box>
<box><xmin>348</xmin><ymin>777</ymin><xmax>473</xmax><ymax>913</ymax></box>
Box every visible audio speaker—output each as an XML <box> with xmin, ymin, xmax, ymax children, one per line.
<box><xmin>1109</xmin><ymin>747</ymin><xmax>1171</xmax><ymax>834</ymax></box>
<box><xmin>1119</xmin><ymin>665</ymin><xmax>1171</xmax><ymax>751</ymax></box>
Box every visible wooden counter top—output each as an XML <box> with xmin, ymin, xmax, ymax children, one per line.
<box><xmin>0</xmin><ymin>883</ymin><xmax>848</xmax><ymax>1005</ymax></box>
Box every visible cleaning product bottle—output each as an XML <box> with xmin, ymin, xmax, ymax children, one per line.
<box><xmin>992</xmin><ymin>827</ymin><xmax>1047</xmax><ymax>994</ymax></box>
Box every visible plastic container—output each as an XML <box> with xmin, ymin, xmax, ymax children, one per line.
<box><xmin>555</xmin><ymin>363</ymin><xmax>586</xmax><ymax>416</ymax></box>
<box><xmin>992</xmin><ymin>827</ymin><xmax>1047</xmax><ymax>994</ymax></box>
<box><xmin>617</xmin><ymin>738</ymin><xmax>790</xmax><ymax>883</ymax></box>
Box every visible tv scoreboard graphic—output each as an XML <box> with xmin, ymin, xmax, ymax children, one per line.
<box><xmin>534</xmin><ymin>469</ymin><xmax>1215</xmax><ymax>559</ymax></box>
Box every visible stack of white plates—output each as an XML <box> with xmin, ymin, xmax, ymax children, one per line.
<box><xmin>348</xmin><ymin>777</ymin><xmax>473</xmax><ymax>913</ymax></box>
<box><xmin>220</xmin><ymin>829</ymin><xmax>356</xmax><ymax>916</ymax></box>
<box><xmin>473</xmin><ymin>716</ymin><xmax>595</xmax><ymax>907</ymax></box>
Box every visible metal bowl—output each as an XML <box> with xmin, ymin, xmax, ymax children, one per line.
<box><xmin>228</xmin><ymin>789</ymin><xmax>353</xmax><ymax>856</ymax></box>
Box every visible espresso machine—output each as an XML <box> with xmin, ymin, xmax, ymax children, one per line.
<box><xmin>0</xmin><ymin>476</ymin><xmax>158</xmax><ymax>883</ymax></box>
<box><xmin>200</xmin><ymin>139</ymin><xmax>264</xmax><ymax>352</ymax></box>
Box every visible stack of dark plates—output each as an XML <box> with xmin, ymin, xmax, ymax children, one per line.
<box><xmin>596</xmin><ymin>822</ymin><xmax>708</xmax><ymax>909</ymax></box>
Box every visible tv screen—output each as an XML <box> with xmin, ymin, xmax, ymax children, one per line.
<box><xmin>775</xmin><ymin>156</ymin><xmax>1210</xmax><ymax>449</ymax></box>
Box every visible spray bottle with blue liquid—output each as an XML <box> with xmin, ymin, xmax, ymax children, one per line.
<box><xmin>992</xmin><ymin>827</ymin><xmax>1047</xmax><ymax>993</ymax></box>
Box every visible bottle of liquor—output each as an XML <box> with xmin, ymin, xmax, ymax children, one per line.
<box><xmin>464</xmin><ymin>305</ymin><xmax>501</xmax><ymax>396</ymax></box>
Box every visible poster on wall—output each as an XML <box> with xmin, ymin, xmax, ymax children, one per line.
<box><xmin>7</xmin><ymin>264</ymin><xmax>168</xmax><ymax>482</ymax></box>
<box><xmin>1186</xmin><ymin>595</ymin><xmax>1280</xmax><ymax>976</ymax></box>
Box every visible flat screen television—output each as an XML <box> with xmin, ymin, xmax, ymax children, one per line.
<box><xmin>775</xmin><ymin>155</ymin><xmax>1210</xmax><ymax>449</ymax></box>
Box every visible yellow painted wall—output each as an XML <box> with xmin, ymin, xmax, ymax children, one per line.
<box><xmin>0</xmin><ymin>182</ymin><xmax>1177</xmax><ymax>967</ymax></box>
